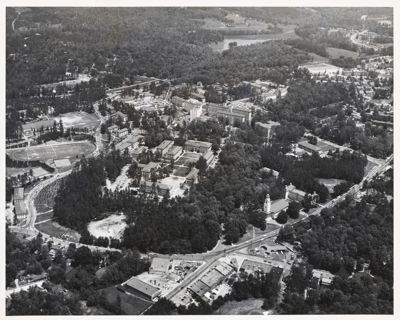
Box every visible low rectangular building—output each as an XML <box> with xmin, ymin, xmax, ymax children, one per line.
<box><xmin>240</xmin><ymin>259</ymin><xmax>274</xmax><ymax>274</ymax></box>
<box><xmin>117</xmin><ymin>128</ymin><xmax>129</xmax><ymax>139</ymax></box>
<box><xmin>184</xmin><ymin>140</ymin><xmax>212</xmax><ymax>154</ymax></box>
<box><xmin>165</xmin><ymin>145</ymin><xmax>183</xmax><ymax>161</ymax></box>
<box><xmin>124</xmin><ymin>277</ymin><xmax>161</xmax><ymax>301</ymax></box>
<box><xmin>13</xmin><ymin>187</ymin><xmax>24</xmax><ymax>202</ymax></box>
<box><xmin>156</xmin><ymin>140</ymin><xmax>174</xmax><ymax>157</ymax></box>
<box><xmin>298</xmin><ymin>141</ymin><xmax>322</xmax><ymax>155</ymax></box>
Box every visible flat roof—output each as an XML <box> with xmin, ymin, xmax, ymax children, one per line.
<box><xmin>215</xmin><ymin>262</ymin><xmax>234</xmax><ymax>276</ymax></box>
<box><xmin>15</xmin><ymin>201</ymin><xmax>27</xmax><ymax>215</ymax></box>
<box><xmin>241</xmin><ymin>259</ymin><xmax>274</xmax><ymax>273</ymax></box>
<box><xmin>190</xmin><ymin>280</ymin><xmax>210</xmax><ymax>296</ymax></box>
<box><xmin>200</xmin><ymin>269</ymin><xmax>225</xmax><ymax>288</ymax></box>
<box><xmin>298</xmin><ymin>140</ymin><xmax>322</xmax><ymax>152</ymax></box>
<box><xmin>125</xmin><ymin>277</ymin><xmax>160</xmax><ymax>297</ymax></box>
<box><xmin>157</xmin><ymin>140</ymin><xmax>174</xmax><ymax>150</ymax></box>
<box><xmin>270</xmin><ymin>199</ymin><xmax>289</xmax><ymax>213</ymax></box>
<box><xmin>14</xmin><ymin>187</ymin><xmax>24</xmax><ymax>200</ymax></box>
<box><xmin>185</xmin><ymin>140</ymin><xmax>212</xmax><ymax>148</ymax></box>
<box><xmin>256</xmin><ymin>121</ymin><xmax>280</xmax><ymax>129</ymax></box>
<box><xmin>142</xmin><ymin>162</ymin><xmax>160</xmax><ymax>172</ymax></box>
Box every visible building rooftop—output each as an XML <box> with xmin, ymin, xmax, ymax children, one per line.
<box><xmin>166</xmin><ymin>145</ymin><xmax>183</xmax><ymax>156</ymax></box>
<box><xmin>270</xmin><ymin>199</ymin><xmax>289</xmax><ymax>214</ymax></box>
<box><xmin>255</xmin><ymin>121</ymin><xmax>280</xmax><ymax>129</ymax></box>
<box><xmin>125</xmin><ymin>277</ymin><xmax>160</xmax><ymax>297</ymax></box>
<box><xmin>13</xmin><ymin>187</ymin><xmax>24</xmax><ymax>201</ymax></box>
<box><xmin>185</xmin><ymin>140</ymin><xmax>212</xmax><ymax>149</ymax></box>
<box><xmin>200</xmin><ymin>268</ymin><xmax>225</xmax><ymax>288</ymax></box>
<box><xmin>142</xmin><ymin>162</ymin><xmax>160</xmax><ymax>173</ymax></box>
<box><xmin>298</xmin><ymin>140</ymin><xmax>322</xmax><ymax>152</ymax></box>
<box><xmin>240</xmin><ymin>259</ymin><xmax>274</xmax><ymax>274</ymax></box>
<box><xmin>157</xmin><ymin>140</ymin><xmax>174</xmax><ymax>151</ymax></box>
<box><xmin>190</xmin><ymin>280</ymin><xmax>211</xmax><ymax>297</ymax></box>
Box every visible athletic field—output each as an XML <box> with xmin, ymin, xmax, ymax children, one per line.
<box><xmin>7</xmin><ymin>141</ymin><xmax>95</xmax><ymax>162</ymax></box>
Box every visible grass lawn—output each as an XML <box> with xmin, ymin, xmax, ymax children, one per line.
<box><xmin>35</xmin><ymin>220</ymin><xmax>80</xmax><ymax>242</ymax></box>
<box><xmin>214</xmin><ymin>298</ymin><xmax>265</xmax><ymax>315</ymax></box>
<box><xmin>7</xmin><ymin>141</ymin><xmax>95</xmax><ymax>162</ymax></box>
<box><xmin>35</xmin><ymin>211</ymin><xmax>54</xmax><ymax>223</ymax></box>
<box><xmin>327</xmin><ymin>47</ymin><xmax>359</xmax><ymax>59</ymax></box>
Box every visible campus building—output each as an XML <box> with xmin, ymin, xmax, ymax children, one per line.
<box><xmin>184</xmin><ymin>140</ymin><xmax>212</xmax><ymax>154</ymax></box>
<box><xmin>156</xmin><ymin>140</ymin><xmax>174</xmax><ymax>157</ymax></box>
<box><xmin>264</xmin><ymin>194</ymin><xmax>289</xmax><ymax>219</ymax></box>
<box><xmin>208</xmin><ymin>103</ymin><xmax>252</xmax><ymax>124</ymax></box>
<box><xmin>297</xmin><ymin>140</ymin><xmax>323</xmax><ymax>156</ymax></box>
<box><xmin>123</xmin><ymin>277</ymin><xmax>161</xmax><ymax>301</ymax></box>
<box><xmin>165</xmin><ymin>145</ymin><xmax>183</xmax><ymax>161</ymax></box>
<box><xmin>139</xmin><ymin>162</ymin><xmax>160</xmax><ymax>181</ymax></box>
<box><xmin>189</xmin><ymin>262</ymin><xmax>235</xmax><ymax>301</ymax></box>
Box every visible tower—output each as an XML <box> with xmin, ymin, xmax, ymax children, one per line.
<box><xmin>264</xmin><ymin>194</ymin><xmax>271</xmax><ymax>214</ymax></box>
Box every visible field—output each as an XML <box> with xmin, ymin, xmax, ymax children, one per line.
<box><xmin>22</xmin><ymin>111</ymin><xmax>99</xmax><ymax>132</ymax></box>
<box><xmin>214</xmin><ymin>298</ymin><xmax>265</xmax><ymax>315</ymax></box>
<box><xmin>35</xmin><ymin>220</ymin><xmax>81</xmax><ymax>242</ymax></box>
<box><xmin>54</xmin><ymin>111</ymin><xmax>100</xmax><ymax>130</ymax></box>
<box><xmin>300</xmin><ymin>62</ymin><xmax>342</xmax><ymax>75</ymax></box>
<box><xmin>100</xmin><ymin>286</ymin><xmax>152</xmax><ymax>315</ymax></box>
<box><xmin>327</xmin><ymin>47</ymin><xmax>359</xmax><ymax>59</ymax></box>
<box><xmin>35</xmin><ymin>211</ymin><xmax>54</xmax><ymax>223</ymax></box>
<box><xmin>7</xmin><ymin>141</ymin><xmax>95</xmax><ymax>162</ymax></box>
<box><xmin>87</xmin><ymin>213</ymin><xmax>127</xmax><ymax>240</ymax></box>
<box><xmin>34</xmin><ymin>178</ymin><xmax>63</xmax><ymax>213</ymax></box>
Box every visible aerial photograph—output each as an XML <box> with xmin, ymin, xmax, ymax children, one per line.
<box><xmin>4</xmin><ymin>6</ymin><xmax>394</xmax><ymax>316</ymax></box>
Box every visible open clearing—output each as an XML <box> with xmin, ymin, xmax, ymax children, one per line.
<box><xmin>159</xmin><ymin>176</ymin><xmax>187</xmax><ymax>198</ymax></box>
<box><xmin>36</xmin><ymin>220</ymin><xmax>81</xmax><ymax>242</ymax></box>
<box><xmin>214</xmin><ymin>298</ymin><xmax>265</xmax><ymax>315</ymax></box>
<box><xmin>100</xmin><ymin>286</ymin><xmax>152</xmax><ymax>315</ymax></box>
<box><xmin>327</xmin><ymin>47</ymin><xmax>359</xmax><ymax>59</ymax></box>
<box><xmin>87</xmin><ymin>213</ymin><xmax>127</xmax><ymax>240</ymax></box>
<box><xmin>7</xmin><ymin>141</ymin><xmax>95</xmax><ymax>162</ymax></box>
<box><xmin>22</xmin><ymin>111</ymin><xmax>99</xmax><ymax>132</ymax></box>
<box><xmin>35</xmin><ymin>211</ymin><xmax>54</xmax><ymax>223</ymax></box>
<box><xmin>54</xmin><ymin>111</ymin><xmax>100</xmax><ymax>130</ymax></box>
<box><xmin>317</xmin><ymin>178</ymin><xmax>346</xmax><ymax>193</ymax></box>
